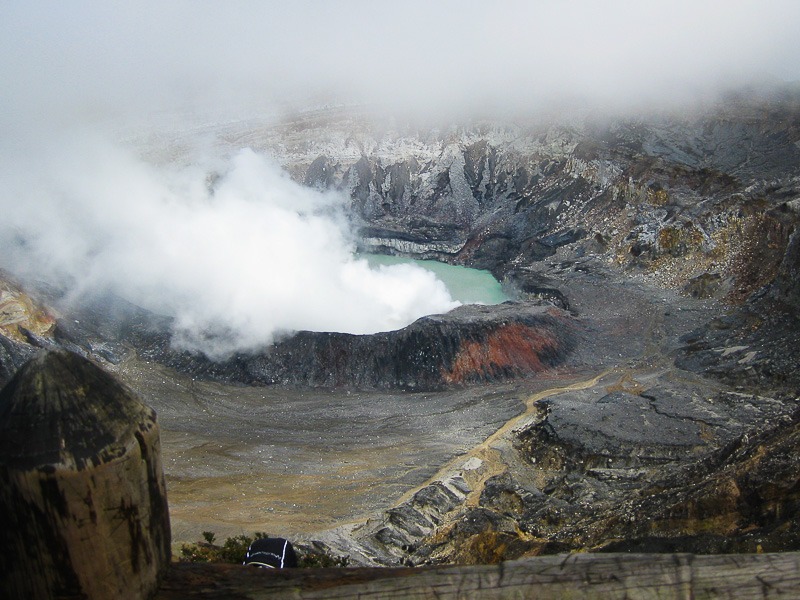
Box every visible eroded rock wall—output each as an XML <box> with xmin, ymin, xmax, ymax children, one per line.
<box><xmin>250</xmin><ymin>92</ymin><xmax>800</xmax><ymax>298</ymax></box>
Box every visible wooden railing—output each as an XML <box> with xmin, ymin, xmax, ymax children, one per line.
<box><xmin>157</xmin><ymin>552</ymin><xmax>800</xmax><ymax>599</ymax></box>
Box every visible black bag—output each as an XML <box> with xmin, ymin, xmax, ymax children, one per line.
<box><xmin>243</xmin><ymin>537</ymin><xmax>298</xmax><ymax>568</ymax></box>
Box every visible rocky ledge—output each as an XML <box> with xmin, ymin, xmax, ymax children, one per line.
<box><xmin>313</xmin><ymin>368</ymin><xmax>797</xmax><ymax>566</ymax></box>
<box><xmin>212</xmin><ymin>303</ymin><xmax>577</xmax><ymax>390</ymax></box>
<box><xmin>43</xmin><ymin>297</ymin><xmax>579</xmax><ymax>391</ymax></box>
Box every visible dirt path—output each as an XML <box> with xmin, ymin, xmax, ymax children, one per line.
<box><xmin>392</xmin><ymin>368</ymin><xmax>617</xmax><ymax>509</ymax></box>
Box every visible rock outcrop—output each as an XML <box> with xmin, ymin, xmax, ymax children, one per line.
<box><xmin>234</xmin><ymin>304</ymin><xmax>577</xmax><ymax>390</ymax></box>
<box><xmin>676</xmin><ymin>201</ymin><xmax>800</xmax><ymax>392</ymax></box>
<box><xmin>0</xmin><ymin>277</ymin><xmax>57</xmax><ymax>387</ymax></box>
<box><xmin>331</xmin><ymin>371</ymin><xmax>797</xmax><ymax>566</ymax></box>
<box><xmin>54</xmin><ymin>298</ymin><xmax>579</xmax><ymax>391</ymax></box>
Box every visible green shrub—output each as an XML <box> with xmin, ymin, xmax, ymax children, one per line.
<box><xmin>297</xmin><ymin>549</ymin><xmax>349</xmax><ymax>568</ymax></box>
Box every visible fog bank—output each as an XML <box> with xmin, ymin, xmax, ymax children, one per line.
<box><xmin>2</xmin><ymin>1</ymin><xmax>799</xmax><ymax>124</ymax></box>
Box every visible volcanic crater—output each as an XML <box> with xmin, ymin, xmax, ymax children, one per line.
<box><xmin>2</xmin><ymin>89</ymin><xmax>800</xmax><ymax>565</ymax></box>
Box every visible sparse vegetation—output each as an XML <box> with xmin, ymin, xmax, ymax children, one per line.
<box><xmin>178</xmin><ymin>532</ymin><xmax>349</xmax><ymax>568</ymax></box>
<box><xmin>296</xmin><ymin>548</ymin><xmax>351</xmax><ymax>568</ymax></box>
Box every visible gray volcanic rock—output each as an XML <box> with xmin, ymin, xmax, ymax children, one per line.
<box><xmin>502</xmin><ymin>270</ymin><xmax>570</xmax><ymax>310</ymax></box>
<box><xmin>236</xmin><ymin>89</ymin><xmax>800</xmax><ymax>290</ymax></box>
<box><xmin>586</xmin><ymin>405</ymin><xmax>800</xmax><ymax>554</ymax></box>
<box><xmin>237</xmin><ymin>303</ymin><xmax>578</xmax><ymax>390</ymax></box>
<box><xmin>676</xmin><ymin>309</ymin><xmax>800</xmax><ymax>392</ymax></box>
<box><xmin>57</xmin><ymin>298</ymin><xmax>580</xmax><ymax>391</ymax></box>
<box><xmin>676</xmin><ymin>203</ymin><xmax>800</xmax><ymax>392</ymax></box>
<box><xmin>350</xmin><ymin>372</ymin><xmax>792</xmax><ymax>566</ymax></box>
<box><xmin>0</xmin><ymin>334</ymin><xmax>36</xmax><ymax>388</ymax></box>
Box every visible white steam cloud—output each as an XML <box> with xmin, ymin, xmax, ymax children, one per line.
<box><xmin>0</xmin><ymin>131</ymin><xmax>458</xmax><ymax>357</ymax></box>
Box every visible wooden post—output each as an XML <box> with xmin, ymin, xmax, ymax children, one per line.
<box><xmin>0</xmin><ymin>350</ymin><xmax>171</xmax><ymax>599</ymax></box>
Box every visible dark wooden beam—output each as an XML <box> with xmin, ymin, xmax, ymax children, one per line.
<box><xmin>157</xmin><ymin>551</ymin><xmax>800</xmax><ymax>599</ymax></box>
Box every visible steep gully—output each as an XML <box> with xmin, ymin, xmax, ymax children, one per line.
<box><xmin>394</xmin><ymin>368</ymin><xmax>615</xmax><ymax>510</ymax></box>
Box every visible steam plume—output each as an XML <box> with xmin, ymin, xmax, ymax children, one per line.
<box><xmin>0</xmin><ymin>131</ymin><xmax>458</xmax><ymax>357</ymax></box>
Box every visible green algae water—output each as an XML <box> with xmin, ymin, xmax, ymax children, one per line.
<box><xmin>363</xmin><ymin>254</ymin><xmax>509</xmax><ymax>305</ymax></box>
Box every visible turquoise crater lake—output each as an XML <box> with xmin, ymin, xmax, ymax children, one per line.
<box><xmin>362</xmin><ymin>254</ymin><xmax>509</xmax><ymax>306</ymax></box>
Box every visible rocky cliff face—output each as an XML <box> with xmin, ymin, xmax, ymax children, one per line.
<box><xmin>675</xmin><ymin>197</ymin><xmax>800</xmax><ymax>391</ymax></box>
<box><xmin>48</xmin><ymin>297</ymin><xmax>579</xmax><ymax>391</ymax></box>
<box><xmin>259</xmin><ymin>89</ymin><xmax>800</xmax><ymax>397</ymax></box>
<box><xmin>0</xmin><ymin>277</ymin><xmax>56</xmax><ymax>384</ymax></box>
<box><xmin>354</xmin><ymin>388</ymin><xmax>800</xmax><ymax>565</ymax></box>
<box><xmin>4</xmin><ymin>90</ymin><xmax>799</xmax><ymax>393</ymax></box>
<box><xmin>234</xmin><ymin>304</ymin><xmax>577</xmax><ymax>390</ymax></box>
<box><xmin>238</xmin><ymin>90</ymin><xmax>800</xmax><ymax>300</ymax></box>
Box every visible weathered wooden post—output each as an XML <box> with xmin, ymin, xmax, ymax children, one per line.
<box><xmin>0</xmin><ymin>349</ymin><xmax>171</xmax><ymax>599</ymax></box>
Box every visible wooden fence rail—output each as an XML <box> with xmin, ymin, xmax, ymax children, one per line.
<box><xmin>157</xmin><ymin>551</ymin><xmax>800</xmax><ymax>599</ymax></box>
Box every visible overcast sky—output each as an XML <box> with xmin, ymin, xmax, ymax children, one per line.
<box><xmin>2</xmin><ymin>0</ymin><xmax>799</xmax><ymax>126</ymax></box>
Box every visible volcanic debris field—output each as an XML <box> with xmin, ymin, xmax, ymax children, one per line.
<box><xmin>2</xmin><ymin>89</ymin><xmax>800</xmax><ymax>566</ymax></box>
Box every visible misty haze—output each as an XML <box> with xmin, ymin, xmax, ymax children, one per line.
<box><xmin>2</xmin><ymin>0</ymin><xmax>800</xmax><ymax>593</ymax></box>
<box><xmin>1</xmin><ymin>1</ymin><xmax>798</xmax><ymax>351</ymax></box>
